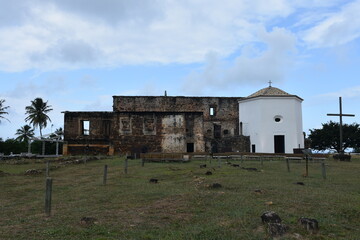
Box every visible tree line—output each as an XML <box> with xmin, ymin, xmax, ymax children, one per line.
<box><xmin>0</xmin><ymin>98</ymin><xmax>63</xmax><ymax>155</ymax></box>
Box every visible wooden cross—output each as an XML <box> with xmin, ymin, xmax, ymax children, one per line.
<box><xmin>327</xmin><ymin>97</ymin><xmax>355</xmax><ymax>153</ymax></box>
<box><xmin>268</xmin><ymin>80</ymin><xmax>272</xmax><ymax>87</ymax></box>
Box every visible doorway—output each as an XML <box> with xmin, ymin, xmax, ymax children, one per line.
<box><xmin>274</xmin><ymin>135</ymin><xmax>285</xmax><ymax>153</ymax></box>
<box><xmin>187</xmin><ymin>143</ymin><xmax>194</xmax><ymax>153</ymax></box>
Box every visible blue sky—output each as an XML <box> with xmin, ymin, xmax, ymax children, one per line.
<box><xmin>1</xmin><ymin>0</ymin><xmax>360</xmax><ymax>139</ymax></box>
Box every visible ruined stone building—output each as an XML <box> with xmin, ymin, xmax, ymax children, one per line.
<box><xmin>63</xmin><ymin>85</ymin><xmax>304</xmax><ymax>155</ymax></box>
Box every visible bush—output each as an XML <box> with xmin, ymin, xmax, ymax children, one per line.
<box><xmin>333</xmin><ymin>154</ymin><xmax>351</xmax><ymax>161</ymax></box>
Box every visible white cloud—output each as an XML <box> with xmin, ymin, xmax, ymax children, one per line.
<box><xmin>0</xmin><ymin>0</ymin><xmax>305</xmax><ymax>72</ymax></box>
<box><xmin>319</xmin><ymin>86</ymin><xmax>360</xmax><ymax>99</ymax></box>
<box><xmin>182</xmin><ymin>27</ymin><xmax>297</xmax><ymax>94</ymax></box>
<box><xmin>302</xmin><ymin>0</ymin><xmax>360</xmax><ymax>47</ymax></box>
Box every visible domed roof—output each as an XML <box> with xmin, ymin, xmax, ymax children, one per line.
<box><xmin>248</xmin><ymin>86</ymin><xmax>290</xmax><ymax>98</ymax></box>
<box><xmin>242</xmin><ymin>85</ymin><xmax>303</xmax><ymax>101</ymax></box>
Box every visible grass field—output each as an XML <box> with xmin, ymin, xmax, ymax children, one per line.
<box><xmin>1</xmin><ymin>156</ymin><xmax>359</xmax><ymax>240</ymax></box>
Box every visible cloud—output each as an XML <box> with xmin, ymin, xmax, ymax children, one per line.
<box><xmin>182</xmin><ymin>27</ymin><xmax>297</xmax><ymax>94</ymax></box>
<box><xmin>0</xmin><ymin>0</ymin><xmax>303</xmax><ymax>72</ymax></box>
<box><xmin>31</xmin><ymin>39</ymin><xmax>100</xmax><ymax>65</ymax></box>
<box><xmin>52</xmin><ymin>0</ymin><xmax>163</xmax><ymax>25</ymax></box>
<box><xmin>319</xmin><ymin>86</ymin><xmax>360</xmax><ymax>99</ymax></box>
<box><xmin>0</xmin><ymin>0</ymin><xmax>355</xmax><ymax>72</ymax></box>
<box><xmin>0</xmin><ymin>0</ymin><xmax>31</xmax><ymax>27</ymax></box>
<box><xmin>302</xmin><ymin>0</ymin><xmax>360</xmax><ymax>47</ymax></box>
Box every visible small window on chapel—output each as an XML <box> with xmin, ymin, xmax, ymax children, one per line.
<box><xmin>210</xmin><ymin>107</ymin><xmax>215</xmax><ymax>116</ymax></box>
<box><xmin>274</xmin><ymin>115</ymin><xmax>283</xmax><ymax>123</ymax></box>
<box><xmin>82</xmin><ymin>120</ymin><xmax>90</xmax><ymax>136</ymax></box>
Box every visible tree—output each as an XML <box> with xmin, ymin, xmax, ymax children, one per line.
<box><xmin>54</xmin><ymin>127</ymin><xmax>63</xmax><ymax>139</ymax></box>
<box><xmin>308</xmin><ymin>121</ymin><xmax>360</xmax><ymax>152</ymax></box>
<box><xmin>0</xmin><ymin>99</ymin><xmax>10</xmax><ymax>123</ymax></box>
<box><xmin>15</xmin><ymin>124</ymin><xmax>35</xmax><ymax>143</ymax></box>
<box><xmin>25</xmin><ymin>98</ymin><xmax>53</xmax><ymax>138</ymax></box>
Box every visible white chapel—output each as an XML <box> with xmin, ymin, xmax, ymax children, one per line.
<box><xmin>239</xmin><ymin>84</ymin><xmax>304</xmax><ymax>154</ymax></box>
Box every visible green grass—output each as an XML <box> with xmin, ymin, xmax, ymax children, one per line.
<box><xmin>1</xmin><ymin>156</ymin><xmax>359</xmax><ymax>239</ymax></box>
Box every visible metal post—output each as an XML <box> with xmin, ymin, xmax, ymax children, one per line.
<box><xmin>305</xmin><ymin>155</ymin><xmax>309</xmax><ymax>177</ymax></box>
<box><xmin>103</xmin><ymin>165</ymin><xmax>108</xmax><ymax>185</ymax></box>
<box><xmin>45</xmin><ymin>178</ymin><xmax>53</xmax><ymax>217</ymax></box>
<box><xmin>218</xmin><ymin>157</ymin><xmax>221</xmax><ymax>168</ymax></box>
<box><xmin>141</xmin><ymin>158</ymin><xmax>145</xmax><ymax>167</ymax></box>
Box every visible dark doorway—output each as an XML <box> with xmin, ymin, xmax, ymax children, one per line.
<box><xmin>214</xmin><ymin>124</ymin><xmax>221</xmax><ymax>139</ymax></box>
<box><xmin>187</xmin><ymin>143</ymin><xmax>194</xmax><ymax>153</ymax></box>
<box><xmin>252</xmin><ymin>144</ymin><xmax>256</xmax><ymax>153</ymax></box>
<box><xmin>274</xmin><ymin>135</ymin><xmax>285</xmax><ymax>153</ymax></box>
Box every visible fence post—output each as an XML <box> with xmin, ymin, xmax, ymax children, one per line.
<box><xmin>124</xmin><ymin>158</ymin><xmax>128</xmax><ymax>174</ymax></box>
<box><xmin>260</xmin><ymin>158</ymin><xmax>263</xmax><ymax>167</ymax></box>
<box><xmin>286</xmin><ymin>158</ymin><xmax>290</xmax><ymax>172</ymax></box>
<box><xmin>46</xmin><ymin>161</ymin><xmax>50</xmax><ymax>177</ymax></box>
<box><xmin>321</xmin><ymin>162</ymin><xmax>326</xmax><ymax>179</ymax></box>
<box><xmin>141</xmin><ymin>158</ymin><xmax>145</xmax><ymax>167</ymax></box>
<box><xmin>103</xmin><ymin>165</ymin><xmax>108</xmax><ymax>185</ymax></box>
<box><xmin>218</xmin><ymin>157</ymin><xmax>221</xmax><ymax>168</ymax></box>
<box><xmin>45</xmin><ymin>177</ymin><xmax>53</xmax><ymax>217</ymax></box>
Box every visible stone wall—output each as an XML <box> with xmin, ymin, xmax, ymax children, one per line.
<box><xmin>63</xmin><ymin>111</ymin><xmax>204</xmax><ymax>156</ymax></box>
<box><xmin>63</xmin><ymin>96</ymin><xmax>250</xmax><ymax>155</ymax></box>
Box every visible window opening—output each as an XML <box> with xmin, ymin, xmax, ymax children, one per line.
<box><xmin>82</xmin><ymin>120</ymin><xmax>90</xmax><ymax>136</ymax></box>
<box><xmin>210</xmin><ymin>107</ymin><xmax>215</xmax><ymax>116</ymax></box>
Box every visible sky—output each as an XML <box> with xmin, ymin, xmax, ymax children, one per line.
<box><xmin>1</xmin><ymin>0</ymin><xmax>360</xmax><ymax>140</ymax></box>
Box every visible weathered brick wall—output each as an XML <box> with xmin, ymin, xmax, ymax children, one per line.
<box><xmin>113</xmin><ymin>96</ymin><xmax>241</xmax><ymax>138</ymax></box>
<box><xmin>63</xmin><ymin>96</ymin><xmax>249</xmax><ymax>155</ymax></box>
<box><xmin>63</xmin><ymin>111</ymin><xmax>114</xmax><ymax>144</ymax></box>
<box><xmin>113</xmin><ymin>96</ymin><xmax>240</xmax><ymax>121</ymax></box>
<box><xmin>64</xmin><ymin>111</ymin><xmax>204</xmax><ymax>155</ymax></box>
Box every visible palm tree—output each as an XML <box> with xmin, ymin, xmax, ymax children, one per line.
<box><xmin>0</xmin><ymin>99</ymin><xmax>10</xmax><ymax>123</ymax></box>
<box><xmin>54</xmin><ymin>127</ymin><xmax>63</xmax><ymax>140</ymax></box>
<box><xmin>15</xmin><ymin>125</ymin><xmax>35</xmax><ymax>142</ymax></box>
<box><xmin>25</xmin><ymin>98</ymin><xmax>53</xmax><ymax>138</ymax></box>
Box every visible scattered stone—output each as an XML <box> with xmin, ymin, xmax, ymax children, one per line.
<box><xmin>298</xmin><ymin>217</ymin><xmax>319</xmax><ymax>233</ymax></box>
<box><xmin>205</xmin><ymin>171</ymin><xmax>212</xmax><ymax>175</ymax></box>
<box><xmin>231</xmin><ymin>164</ymin><xmax>240</xmax><ymax>167</ymax></box>
<box><xmin>267</xmin><ymin>223</ymin><xmax>289</xmax><ymax>237</ymax></box>
<box><xmin>210</xmin><ymin>183</ymin><xmax>222</xmax><ymax>188</ymax></box>
<box><xmin>25</xmin><ymin>169</ymin><xmax>42</xmax><ymax>175</ymax></box>
<box><xmin>295</xmin><ymin>182</ymin><xmax>305</xmax><ymax>186</ymax></box>
<box><xmin>264</xmin><ymin>201</ymin><xmax>273</xmax><ymax>206</ymax></box>
<box><xmin>261</xmin><ymin>211</ymin><xmax>282</xmax><ymax>224</ymax></box>
<box><xmin>254</xmin><ymin>189</ymin><xmax>265</xmax><ymax>194</ymax></box>
<box><xmin>199</xmin><ymin>164</ymin><xmax>207</xmax><ymax>168</ymax></box>
<box><xmin>242</xmin><ymin>167</ymin><xmax>258</xmax><ymax>171</ymax></box>
<box><xmin>80</xmin><ymin>217</ymin><xmax>97</xmax><ymax>226</ymax></box>
<box><xmin>149</xmin><ymin>178</ymin><xmax>158</xmax><ymax>183</ymax></box>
